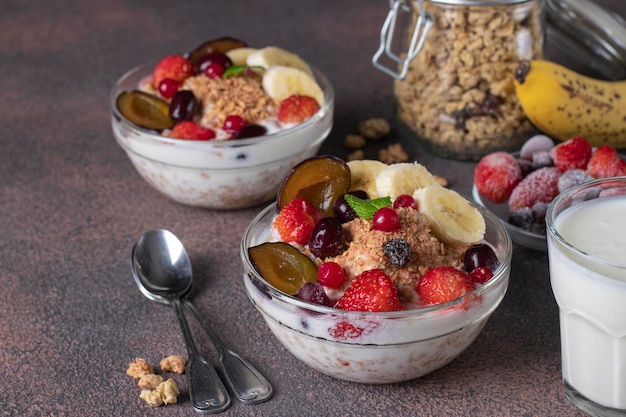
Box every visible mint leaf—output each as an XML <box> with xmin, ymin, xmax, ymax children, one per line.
<box><xmin>344</xmin><ymin>194</ymin><xmax>392</xmax><ymax>219</ymax></box>
<box><xmin>222</xmin><ymin>65</ymin><xmax>264</xmax><ymax>79</ymax></box>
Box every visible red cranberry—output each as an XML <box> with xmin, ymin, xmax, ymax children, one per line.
<box><xmin>223</xmin><ymin>115</ymin><xmax>247</xmax><ymax>132</ymax></box>
<box><xmin>393</xmin><ymin>194</ymin><xmax>417</xmax><ymax>209</ymax></box>
<box><xmin>158</xmin><ymin>78</ymin><xmax>179</xmax><ymax>99</ymax></box>
<box><xmin>196</xmin><ymin>52</ymin><xmax>232</xmax><ymax>74</ymax></box>
<box><xmin>317</xmin><ymin>262</ymin><xmax>345</xmax><ymax>289</ymax></box>
<box><xmin>372</xmin><ymin>207</ymin><xmax>400</xmax><ymax>232</ymax></box>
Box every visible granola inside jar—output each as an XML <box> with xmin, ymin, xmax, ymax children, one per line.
<box><xmin>374</xmin><ymin>0</ymin><xmax>545</xmax><ymax>160</ymax></box>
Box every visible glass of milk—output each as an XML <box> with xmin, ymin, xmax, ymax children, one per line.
<box><xmin>546</xmin><ymin>177</ymin><xmax>626</xmax><ymax>416</ymax></box>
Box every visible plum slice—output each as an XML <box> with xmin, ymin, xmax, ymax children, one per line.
<box><xmin>117</xmin><ymin>90</ymin><xmax>173</xmax><ymax>131</ymax></box>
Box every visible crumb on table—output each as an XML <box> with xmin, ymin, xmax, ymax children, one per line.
<box><xmin>126</xmin><ymin>357</ymin><xmax>154</xmax><ymax>379</ymax></box>
<box><xmin>160</xmin><ymin>355</ymin><xmax>187</xmax><ymax>374</ymax></box>
<box><xmin>139</xmin><ymin>379</ymin><xmax>180</xmax><ymax>407</ymax></box>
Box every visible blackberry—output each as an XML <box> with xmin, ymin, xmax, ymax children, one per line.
<box><xmin>508</xmin><ymin>207</ymin><xmax>534</xmax><ymax>231</ymax></box>
<box><xmin>383</xmin><ymin>238</ymin><xmax>412</xmax><ymax>268</ymax></box>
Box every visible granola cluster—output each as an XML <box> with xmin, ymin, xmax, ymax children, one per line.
<box><xmin>182</xmin><ymin>73</ymin><xmax>277</xmax><ymax>128</ymax></box>
<box><xmin>394</xmin><ymin>2</ymin><xmax>543</xmax><ymax>160</ymax></box>
<box><xmin>344</xmin><ymin>117</ymin><xmax>410</xmax><ymax>164</ymax></box>
<box><xmin>126</xmin><ymin>356</ymin><xmax>186</xmax><ymax>407</ymax></box>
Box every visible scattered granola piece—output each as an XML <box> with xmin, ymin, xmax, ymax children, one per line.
<box><xmin>344</xmin><ymin>133</ymin><xmax>366</xmax><ymax>150</ymax></box>
<box><xmin>139</xmin><ymin>378</ymin><xmax>180</xmax><ymax>407</ymax></box>
<box><xmin>379</xmin><ymin>143</ymin><xmax>409</xmax><ymax>164</ymax></box>
<box><xmin>138</xmin><ymin>373</ymin><xmax>164</xmax><ymax>390</ymax></box>
<box><xmin>160</xmin><ymin>355</ymin><xmax>187</xmax><ymax>374</ymax></box>
<box><xmin>347</xmin><ymin>149</ymin><xmax>365</xmax><ymax>161</ymax></box>
<box><xmin>434</xmin><ymin>175</ymin><xmax>449</xmax><ymax>187</ymax></box>
<box><xmin>126</xmin><ymin>357</ymin><xmax>154</xmax><ymax>379</ymax></box>
<box><xmin>359</xmin><ymin>117</ymin><xmax>390</xmax><ymax>141</ymax></box>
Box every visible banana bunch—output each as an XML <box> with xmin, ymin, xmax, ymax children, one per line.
<box><xmin>514</xmin><ymin>60</ymin><xmax>626</xmax><ymax>148</ymax></box>
<box><xmin>227</xmin><ymin>46</ymin><xmax>324</xmax><ymax>106</ymax></box>
<box><xmin>347</xmin><ymin>160</ymin><xmax>485</xmax><ymax>246</ymax></box>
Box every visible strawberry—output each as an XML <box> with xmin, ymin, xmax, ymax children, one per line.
<box><xmin>586</xmin><ymin>145</ymin><xmax>626</xmax><ymax>178</ymax></box>
<box><xmin>170</xmin><ymin>121</ymin><xmax>216</xmax><ymax>140</ymax></box>
<box><xmin>335</xmin><ymin>269</ymin><xmax>402</xmax><ymax>312</ymax></box>
<box><xmin>273</xmin><ymin>197</ymin><xmax>322</xmax><ymax>245</ymax></box>
<box><xmin>508</xmin><ymin>167</ymin><xmax>561</xmax><ymax>211</ymax></box>
<box><xmin>277</xmin><ymin>94</ymin><xmax>320</xmax><ymax>124</ymax></box>
<box><xmin>328</xmin><ymin>322</ymin><xmax>364</xmax><ymax>340</ymax></box>
<box><xmin>550</xmin><ymin>137</ymin><xmax>592</xmax><ymax>172</ymax></box>
<box><xmin>417</xmin><ymin>266</ymin><xmax>475</xmax><ymax>305</ymax></box>
<box><xmin>152</xmin><ymin>54</ymin><xmax>194</xmax><ymax>88</ymax></box>
<box><xmin>474</xmin><ymin>151</ymin><xmax>523</xmax><ymax>204</ymax></box>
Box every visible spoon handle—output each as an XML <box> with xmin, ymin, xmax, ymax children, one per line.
<box><xmin>183</xmin><ymin>299</ymin><xmax>274</xmax><ymax>404</ymax></box>
<box><xmin>171</xmin><ymin>298</ymin><xmax>231</xmax><ymax>413</ymax></box>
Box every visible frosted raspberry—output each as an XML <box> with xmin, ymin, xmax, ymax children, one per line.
<box><xmin>508</xmin><ymin>167</ymin><xmax>561</xmax><ymax>211</ymax></box>
<box><xmin>550</xmin><ymin>137</ymin><xmax>592</xmax><ymax>172</ymax></box>
<box><xmin>557</xmin><ymin>169</ymin><xmax>594</xmax><ymax>193</ymax></box>
<box><xmin>520</xmin><ymin>135</ymin><xmax>554</xmax><ymax>161</ymax></box>
<box><xmin>474</xmin><ymin>152</ymin><xmax>523</xmax><ymax>204</ymax></box>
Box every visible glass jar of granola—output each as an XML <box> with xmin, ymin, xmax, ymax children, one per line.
<box><xmin>373</xmin><ymin>0</ymin><xmax>545</xmax><ymax>160</ymax></box>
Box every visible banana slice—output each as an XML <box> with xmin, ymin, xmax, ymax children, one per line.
<box><xmin>347</xmin><ymin>160</ymin><xmax>388</xmax><ymax>198</ymax></box>
<box><xmin>246</xmin><ymin>46</ymin><xmax>313</xmax><ymax>76</ymax></box>
<box><xmin>226</xmin><ymin>47</ymin><xmax>258</xmax><ymax>66</ymax></box>
<box><xmin>262</xmin><ymin>66</ymin><xmax>324</xmax><ymax>106</ymax></box>
<box><xmin>413</xmin><ymin>186</ymin><xmax>486</xmax><ymax>247</ymax></box>
<box><xmin>375</xmin><ymin>162</ymin><xmax>441</xmax><ymax>200</ymax></box>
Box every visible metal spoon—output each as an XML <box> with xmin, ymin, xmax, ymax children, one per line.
<box><xmin>131</xmin><ymin>229</ymin><xmax>273</xmax><ymax>407</ymax></box>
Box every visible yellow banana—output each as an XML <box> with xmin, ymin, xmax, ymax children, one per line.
<box><xmin>513</xmin><ymin>60</ymin><xmax>626</xmax><ymax>148</ymax></box>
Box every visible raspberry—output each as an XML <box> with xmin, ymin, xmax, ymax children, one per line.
<box><xmin>382</xmin><ymin>238</ymin><xmax>412</xmax><ymax>268</ymax></box>
<box><xmin>586</xmin><ymin>145</ymin><xmax>626</xmax><ymax>178</ymax></box>
<box><xmin>508</xmin><ymin>167</ymin><xmax>561</xmax><ymax>211</ymax></box>
<box><xmin>273</xmin><ymin>197</ymin><xmax>323</xmax><ymax>245</ymax></box>
<box><xmin>170</xmin><ymin>121</ymin><xmax>216</xmax><ymax>140</ymax></box>
<box><xmin>417</xmin><ymin>266</ymin><xmax>475</xmax><ymax>305</ymax></box>
<box><xmin>151</xmin><ymin>54</ymin><xmax>194</xmax><ymax>88</ymax></box>
<box><xmin>335</xmin><ymin>269</ymin><xmax>402</xmax><ymax>312</ymax></box>
<box><xmin>474</xmin><ymin>152</ymin><xmax>523</xmax><ymax>204</ymax></box>
<box><xmin>277</xmin><ymin>94</ymin><xmax>320</xmax><ymax>124</ymax></box>
<box><xmin>520</xmin><ymin>134</ymin><xmax>555</xmax><ymax>161</ymax></box>
<box><xmin>550</xmin><ymin>137</ymin><xmax>592</xmax><ymax>172</ymax></box>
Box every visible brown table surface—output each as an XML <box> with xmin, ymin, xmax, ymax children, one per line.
<box><xmin>3</xmin><ymin>0</ymin><xmax>623</xmax><ymax>416</ymax></box>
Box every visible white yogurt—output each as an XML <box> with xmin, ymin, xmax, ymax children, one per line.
<box><xmin>549</xmin><ymin>195</ymin><xmax>626</xmax><ymax>410</ymax></box>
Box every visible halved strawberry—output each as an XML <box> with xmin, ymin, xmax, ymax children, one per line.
<box><xmin>272</xmin><ymin>197</ymin><xmax>322</xmax><ymax>245</ymax></box>
<box><xmin>152</xmin><ymin>54</ymin><xmax>194</xmax><ymax>88</ymax></box>
<box><xmin>170</xmin><ymin>121</ymin><xmax>216</xmax><ymax>140</ymax></box>
<box><xmin>417</xmin><ymin>266</ymin><xmax>475</xmax><ymax>305</ymax></box>
<box><xmin>550</xmin><ymin>137</ymin><xmax>592</xmax><ymax>172</ymax></box>
<box><xmin>586</xmin><ymin>145</ymin><xmax>626</xmax><ymax>178</ymax></box>
<box><xmin>277</xmin><ymin>94</ymin><xmax>320</xmax><ymax>125</ymax></box>
<box><xmin>335</xmin><ymin>269</ymin><xmax>402</xmax><ymax>312</ymax></box>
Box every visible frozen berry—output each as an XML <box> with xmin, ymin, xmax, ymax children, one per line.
<box><xmin>517</xmin><ymin>158</ymin><xmax>534</xmax><ymax>177</ymax></box>
<box><xmin>393</xmin><ymin>194</ymin><xmax>417</xmax><ymax>209</ymax></box>
<box><xmin>586</xmin><ymin>145</ymin><xmax>626</xmax><ymax>178</ymax></box>
<box><xmin>317</xmin><ymin>262</ymin><xmax>345</xmax><ymax>289</ymax></box>
<box><xmin>372</xmin><ymin>207</ymin><xmax>400</xmax><ymax>232</ymax></box>
<box><xmin>508</xmin><ymin>167</ymin><xmax>561</xmax><ymax>211</ymax></box>
<box><xmin>474</xmin><ymin>152</ymin><xmax>523</xmax><ymax>204</ymax></box>
<box><xmin>463</xmin><ymin>243</ymin><xmax>499</xmax><ymax>273</ymax></box>
<box><xmin>520</xmin><ymin>135</ymin><xmax>554</xmax><ymax>161</ymax></box>
<box><xmin>297</xmin><ymin>282</ymin><xmax>333</xmax><ymax>307</ymax></box>
<box><xmin>557</xmin><ymin>169</ymin><xmax>594</xmax><ymax>193</ymax></box>
<box><xmin>550</xmin><ymin>137</ymin><xmax>592</xmax><ymax>172</ymax></box>
<box><xmin>383</xmin><ymin>238</ymin><xmax>413</xmax><ymax>268</ymax></box>
<box><xmin>531</xmin><ymin>150</ymin><xmax>554</xmax><ymax>169</ymax></box>
<box><xmin>531</xmin><ymin>201</ymin><xmax>549</xmax><ymax>223</ymax></box>
<box><xmin>308</xmin><ymin>217</ymin><xmax>347</xmax><ymax>259</ymax></box>
<box><xmin>469</xmin><ymin>266</ymin><xmax>494</xmax><ymax>284</ymax></box>
<box><xmin>508</xmin><ymin>207</ymin><xmax>534</xmax><ymax>231</ymax></box>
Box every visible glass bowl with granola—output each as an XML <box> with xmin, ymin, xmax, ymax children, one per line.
<box><xmin>110</xmin><ymin>37</ymin><xmax>334</xmax><ymax>209</ymax></box>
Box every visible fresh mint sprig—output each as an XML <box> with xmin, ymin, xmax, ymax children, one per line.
<box><xmin>344</xmin><ymin>194</ymin><xmax>392</xmax><ymax>219</ymax></box>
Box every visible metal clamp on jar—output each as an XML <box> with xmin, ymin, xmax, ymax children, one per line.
<box><xmin>374</xmin><ymin>0</ymin><xmax>545</xmax><ymax>160</ymax></box>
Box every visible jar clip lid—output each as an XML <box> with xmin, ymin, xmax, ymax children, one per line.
<box><xmin>372</xmin><ymin>0</ymin><xmax>434</xmax><ymax>79</ymax></box>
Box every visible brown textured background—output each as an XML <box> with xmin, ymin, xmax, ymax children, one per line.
<box><xmin>1</xmin><ymin>0</ymin><xmax>622</xmax><ymax>416</ymax></box>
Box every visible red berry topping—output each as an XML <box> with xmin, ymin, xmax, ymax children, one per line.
<box><xmin>550</xmin><ymin>137</ymin><xmax>592</xmax><ymax>172</ymax></box>
<box><xmin>335</xmin><ymin>269</ymin><xmax>402</xmax><ymax>312</ymax></box>
<box><xmin>469</xmin><ymin>267</ymin><xmax>494</xmax><ymax>284</ymax></box>
<box><xmin>152</xmin><ymin>54</ymin><xmax>194</xmax><ymax>88</ymax></box>
<box><xmin>372</xmin><ymin>207</ymin><xmax>400</xmax><ymax>232</ymax></box>
<box><xmin>296</xmin><ymin>282</ymin><xmax>333</xmax><ymax>307</ymax></box>
<box><xmin>157</xmin><ymin>78</ymin><xmax>179</xmax><ymax>99</ymax></box>
<box><xmin>474</xmin><ymin>151</ymin><xmax>523</xmax><ymax>204</ymax></box>
<box><xmin>508</xmin><ymin>167</ymin><xmax>561</xmax><ymax>211</ymax></box>
<box><xmin>204</xmin><ymin>62</ymin><xmax>225</xmax><ymax>78</ymax></box>
<box><xmin>277</xmin><ymin>94</ymin><xmax>320</xmax><ymax>124</ymax></box>
<box><xmin>317</xmin><ymin>262</ymin><xmax>345</xmax><ymax>289</ymax></box>
<box><xmin>417</xmin><ymin>266</ymin><xmax>475</xmax><ymax>305</ymax></box>
<box><xmin>196</xmin><ymin>51</ymin><xmax>232</xmax><ymax>74</ymax></box>
<box><xmin>223</xmin><ymin>115</ymin><xmax>247</xmax><ymax>132</ymax></box>
<box><xmin>273</xmin><ymin>197</ymin><xmax>323</xmax><ymax>245</ymax></box>
<box><xmin>393</xmin><ymin>194</ymin><xmax>417</xmax><ymax>209</ymax></box>
<box><xmin>586</xmin><ymin>145</ymin><xmax>626</xmax><ymax>178</ymax></box>
<box><xmin>170</xmin><ymin>121</ymin><xmax>216</xmax><ymax>141</ymax></box>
